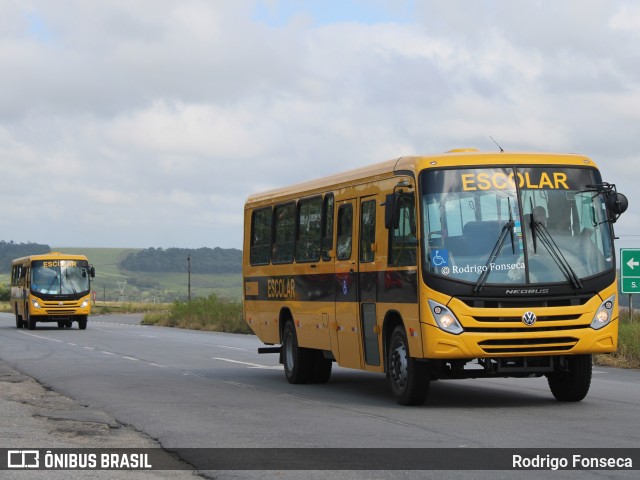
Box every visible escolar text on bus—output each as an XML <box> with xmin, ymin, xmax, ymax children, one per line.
<box><xmin>461</xmin><ymin>171</ymin><xmax>569</xmax><ymax>191</ymax></box>
<box><xmin>267</xmin><ymin>277</ymin><xmax>296</xmax><ymax>299</ymax></box>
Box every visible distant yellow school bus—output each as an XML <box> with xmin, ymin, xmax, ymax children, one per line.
<box><xmin>11</xmin><ymin>252</ymin><xmax>96</xmax><ymax>330</ymax></box>
<box><xmin>242</xmin><ymin>150</ymin><xmax>628</xmax><ymax>405</ymax></box>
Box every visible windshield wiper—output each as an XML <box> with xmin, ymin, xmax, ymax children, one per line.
<box><xmin>64</xmin><ymin>269</ymin><xmax>78</xmax><ymax>294</ymax></box>
<box><xmin>531</xmin><ymin>220</ymin><xmax>583</xmax><ymax>289</ymax></box>
<box><xmin>46</xmin><ymin>275</ymin><xmax>59</xmax><ymax>292</ymax></box>
<box><xmin>473</xmin><ymin>219</ymin><xmax>515</xmax><ymax>293</ymax></box>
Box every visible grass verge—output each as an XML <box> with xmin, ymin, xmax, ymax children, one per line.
<box><xmin>92</xmin><ymin>302</ymin><xmax>169</xmax><ymax>315</ymax></box>
<box><xmin>141</xmin><ymin>293</ymin><xmax>250</xmax><ymax>334</ymax></box>
<box><xmin>594</xmin><ymin>312</ymin><xmax>640</xmax><ymax>368</ymax></box>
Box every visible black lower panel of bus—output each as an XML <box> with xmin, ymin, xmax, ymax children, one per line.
<box><xmin>430</xmin><ymin>355</ymin><xmax>566</xmax><ymax>379</ymax></box>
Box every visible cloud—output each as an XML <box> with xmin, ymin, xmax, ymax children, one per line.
<box><xmin>0</xmin><ymin>0</ymin><xmax>639</xmax><ymax>248</ymax></box>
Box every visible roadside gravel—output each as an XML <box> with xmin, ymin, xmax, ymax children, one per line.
<box><xmin>0</xmin><ymin>361</ymin><xmax>201</xmax><ymax>479</ymax></box>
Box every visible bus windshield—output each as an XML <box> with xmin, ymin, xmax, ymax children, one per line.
<box><xmin>421</xmin><ymin>166</ymin><xmax>614</xmax><ymax>286</ymax></box>
<box><xmin>31</xmin><ymin>260</ymin><xmax>91</xmax><ymax>295</ymax></box>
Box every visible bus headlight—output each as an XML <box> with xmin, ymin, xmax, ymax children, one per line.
<box><xmin>428</xmin><ymin>300</ymin><xmax>463</xmax><ymax>335</ymax></box>
<box><xmin>591</xmin><ymin>295</ymin><xmax>615</xmax><ymax>330</ymax></box>
<box><xmin>31</xmin><ymin>299</ymin><xmax>41</xmax><ymax>309</ymax></box>
<box><xmin>81</xmin><ymin>300</ymin><xmax>89</xmax><ymax>308</ymax></box>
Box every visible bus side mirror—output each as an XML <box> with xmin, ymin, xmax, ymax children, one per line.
<box><xmin>384</xmin><ymin>193</ymin><xmax>400</xmax><ymax>230</ymax></box>
<box><xmin>90</xmin><ymin>266</ymin><xmax>96</xmax><ymax>278</ymax></box>
<box><xmin>606</xmin><ymin>192</ymin><xmax>628</xmax><ymax>222</ymax></box>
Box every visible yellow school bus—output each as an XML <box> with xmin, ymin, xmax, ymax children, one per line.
<box><xmin>242</xmin><ymin>149</ymin><xmax>628</xmax><ymax>405</ymax></box>
<box><xmin>11</xmin><ymin>252</ymin><xmax>96</xmax><ymax>330</ymax></box>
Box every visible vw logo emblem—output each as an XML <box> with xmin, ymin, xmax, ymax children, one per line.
<box><xmin>522</xmin><ymin>311</ymin><xmax>537</xmax><ymax>326</ymax></box>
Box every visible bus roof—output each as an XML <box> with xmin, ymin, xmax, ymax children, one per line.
<box><xmin>12</xmin><ymin>252</ymin><xmax>90</xmax><ymax>265</ymax></box>
<box><xmin>245</xmin><ymin>150</ymin><xmax>597</xmax><ymax>206</ymax></box>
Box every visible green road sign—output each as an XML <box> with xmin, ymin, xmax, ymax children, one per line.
<box><xmin>620</xmin><ymin>248</ymin><xmax>640</xmax><ymax>294</ymax></box>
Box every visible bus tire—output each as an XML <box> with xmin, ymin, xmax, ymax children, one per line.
<box><xmin>57</xmin><ymin>321</ymin><xmax>65</xmax><ymax>329</ymax></box>
<box><xmin>26</xmin><ymin>311</ymin><xmax>36</xmax><ymax>330</ymax></box>
<box><xmin>282</xmin><ymin>321</ymin><xmax>313</xmax><ymax>384</ymax></box>
<box><xmin>310</xmin><ymin>352</ymin><xmax>332</xmax><ymax>384</ymax></box>
<box><xmin>15</xmin><ymin>309</ymin><xmax>23</xmax><ymax>329</ymax></box>
<box><xmin>547</xmin><ymin>354</ymin><xmax>592</xmax><ymax>402</ymax></box>
<box><xmin>388</xmin><ymin>325</ymin><xmax>429</xmax><ymax>405</ymax></box>
<box><xmin>78</xmin><ymin>317</ymin><xmax>88</xmax><ymax>330</ymax></box>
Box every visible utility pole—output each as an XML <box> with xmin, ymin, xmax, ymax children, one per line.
<box><xmin>187</xmin><ymin>255</ymin><xmax>191</xmax><ymax>302</ymax></box>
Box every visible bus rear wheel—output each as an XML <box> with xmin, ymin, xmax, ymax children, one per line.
<box><xmin>547</xmin><ymin>354</ymin><xmax>592</xmax><ymax>402</ymax></box>
<box><xmin>387</xmin><ymin>326</ymin><xmax>429</xmax><ymax>405</ymax></box>
<box><xmin>282</xmin><ymin>321</ymin><xmax>314</xmax><ymax>384</ymax></box>
<box><xmin>310</xmin><ymin>352</ymin><xmax>332</xmax><ymax>384</ymax></box>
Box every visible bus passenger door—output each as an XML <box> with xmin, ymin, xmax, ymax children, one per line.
<box><xmin>333</xmin><ymin>198</ymin><xmax>363</xmax><ymax>369</ymax></box>
<box><xmin>358</xmin><ymin>196</ymin><xmax>381</xmax><ymax>368</ymax></box>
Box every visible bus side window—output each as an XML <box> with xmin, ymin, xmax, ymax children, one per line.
<box><xmin>336</xmin><ymin>203</ymin><xmax>353</xmax><ymax>261</ymax></box>
<box><xmin>296</xmin><ymin>197</ymin><xmax>322</xmax><ymax>262</ymax></box>
<box><xmin>250</xmin><ymin>207</ymin><xmax>272</xmax><ymax>265</ymax></box>
<box><xmin>360</xmin><ymin>199</ymin><xmax>376</xmax><ymax>263</ymax></box>
<box><xmin>18</xmin><ymin>265</ymin><xmax>26</xmax><ymax>285</ymax></box>
<box><xmin>389</xmin><ymin>193</ymin><xmax>417</xmax><ymax>267</ymax></box>
<box><xmin>272</xmin><ymin>203</ymin><xmax>296</xmax><ymax>264</ymax></box>
<box><xmin>321</xmin><ymin>194</ymin><xmax>334</xmax><ymax>261</ymax></box>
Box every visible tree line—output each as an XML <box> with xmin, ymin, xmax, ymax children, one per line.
<box><xmin>0</xmin><ymin>241</ymin><xmax>50</xmax><ymax>273</ymax></box>
<box><xmin>119</xmin><ymin>247</ymin><xmax>242</xmax><ymax>274</ymax></box>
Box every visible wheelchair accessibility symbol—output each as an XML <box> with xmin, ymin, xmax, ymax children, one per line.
<box><xmin>430</xmin><ymin>249</ymin><xmax>449</xmax><ymax>267</ymax></box>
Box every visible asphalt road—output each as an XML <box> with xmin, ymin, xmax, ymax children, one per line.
<box><xmin>0</xmin><ymin>312</ymin><xmax>638</xmax><ymax>479</ymax></box>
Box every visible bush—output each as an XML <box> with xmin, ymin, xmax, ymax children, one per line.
<box><xmin>0</xmin><ymin>284</ymin><xmax>9</xmax><ymax>302</ymax></box>
<box><xmin>142</xmin><ymin>293</ymin><xmax>250</xmax><ymax>334</ymax></box>
<box><xmin>595</xmin><ymin>312</ymin><xmax>640</xmax><ymax>368</ymax></box>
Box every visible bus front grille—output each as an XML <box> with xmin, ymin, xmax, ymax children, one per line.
<box><xmin>465</xmin><ymin>324</ymin><xmax>591</xmax><ymax>333</ymax></box>
<box><xmin>44</xmin><ymin>309</ymin><xmax>76</xmax><ymax>315</ymax></box>
<box><xmin>41</xmin><ymin>301</ymin><xmax>81</xmax><ymax>316</ymax></box>
<box><xmin>478</xmin><ymin>337</ymin><xmax>578</xmax><ymax>354</ymax></box>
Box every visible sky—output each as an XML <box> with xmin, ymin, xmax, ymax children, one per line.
<box><xmin>1</xmin><ymin>0</ymin><xmax>640</xmax><ymax>250</ymax></box>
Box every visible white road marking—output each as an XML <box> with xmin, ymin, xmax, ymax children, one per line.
<box><xmin>18</xmin><ymin>331</ymin><xmax>64</xmax><ymax>343</ymax></box>
<box><xmin>223</xmin><ymin>381</ymin><xmax>255</xmax><ymax>388</ymax></box>
<box><xmin>212</xmin><ymin>344</ymin><xmax>248</xmax><ymax>351</ymax></box>
<box><xmin>212</xmin><ymin>357</ymin><xmax>283</xmax><ymax>370</ymax></box>
<box><xmin>278</xmin><ymin>394</ymin><xmax>322</xmax><ymax>405</ymax></box>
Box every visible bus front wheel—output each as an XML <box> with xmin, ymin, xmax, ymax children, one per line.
<box><xmin>78</xmin><ymin>316</ymin><xmax>88</xmax><ymax>330</ymax></box>
<box><xmin>15</xmin><ymin>308</ymin><xmax>24</xmax><ymax>329</ymax></box>
<box><xmin>547</xmin><ymin>354</ymin><xmax>592</xmax><ymax>402</ymax></box>
<box><xmin>387</xmin><ymin>326</ymin><xmax>429</xmax><ymax>405</ymax></box>
<box><xmin>282</xmin><ymin>321</ymin><xmax>314</xmax><ymax>384</ymax></box>
<box><xmin>25</xmin><ymin>310</ymin><xmax>36</xmax><ymax>330</ymax></box>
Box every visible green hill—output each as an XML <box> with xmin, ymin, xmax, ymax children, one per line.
<box><xmin>44</xmin><ymin>247</ymin><xmax>242</xmax><ymax>302</ymax></box>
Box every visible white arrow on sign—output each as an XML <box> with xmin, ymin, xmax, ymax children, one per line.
<box><xmin>627</xmin><ymin>258</ymin><xmax>640</xmax><ymax>270</ymax></box>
